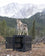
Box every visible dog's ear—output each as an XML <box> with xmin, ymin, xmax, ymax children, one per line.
<box><xmin>17</xmin><ymin>19</ymin><xmax>18</xmax><ymax>22</ymax></box>
<box><xmin>17</xmin><ymin>19</ymin><xmax>20</xmax><ymax>22</ymax></box>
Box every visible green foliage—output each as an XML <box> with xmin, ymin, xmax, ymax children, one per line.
<box><xmin>0</xmin><ymin>20</ymin><xmax>7</xmax><ymax>37</ymax></box>
<box><xmin>1</xmin><ymin>20</ymin><xmax>7</xmax><ymax>37</ymax></box>
<box><xmin>31</xmin><ymin>20</ymin><xmax>35</xmax><ymax>39</ymax></box>
<box><xmin>0</xmin><ymin>19</ymin><xmax>16</xmax><ymax>38</ymax></box>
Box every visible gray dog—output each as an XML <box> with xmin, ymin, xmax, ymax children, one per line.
<box><xmin>17</xmin><ymin>19</ymin><xmax>28</xmax><ymax>35</ymax></box>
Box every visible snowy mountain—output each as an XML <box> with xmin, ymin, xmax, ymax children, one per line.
<box><xmin>0</xmin><ymin>3</ymin><xmax>43</xmax><ymax>18</ymax></box>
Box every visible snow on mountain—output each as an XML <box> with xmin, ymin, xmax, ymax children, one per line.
<box><xmin>0</xmin><ymin>3</ymin><xmax>43</xmax><ymax>18</ymax></box>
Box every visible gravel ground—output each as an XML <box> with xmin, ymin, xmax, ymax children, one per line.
<box><xmin>0</xmin><ymin>43</ymin><xmax>45</xmax><ymax>56</ymax></box>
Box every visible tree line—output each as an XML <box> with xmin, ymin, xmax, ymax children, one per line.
<box><xmin>0</xmin><ymin>19</ymin><xmax>44</xmax><ymax>40</ymax></box>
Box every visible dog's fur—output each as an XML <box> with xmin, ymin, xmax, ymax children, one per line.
<box><xmin>17</xmin><ymin>19</ymin><xmax>28</xmax><ymax>35</ymax></box>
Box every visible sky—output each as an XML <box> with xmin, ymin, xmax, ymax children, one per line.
<box><xmin>0</xmin><ymin>0</ymin><xmax>45</xmax><ymax>7</ymax></box>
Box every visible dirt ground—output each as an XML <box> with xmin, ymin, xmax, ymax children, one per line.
<box><xmin>0</xmin><ymin>43</ymin><xmax>45</xmax><ymax>56</ymax></box>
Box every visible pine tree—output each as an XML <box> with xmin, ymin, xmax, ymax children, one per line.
<box><xmin>0</xmin><ymin>21</ymin><xmax>2</xmax><ymax>35</ymax></box>
<box><xmin>32</xmin><ymin>19</ymin><xmax>35</xmax><ymax>39</ymax></box>
<box><xmin>1</xmin><ymin>20</ymin><xmax>7</xmax><ymax>37</ymax></box>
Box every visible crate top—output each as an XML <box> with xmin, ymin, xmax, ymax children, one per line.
<box><xmin>13</xmin><ymin>35</ymin><xmax>32</xmax><ymax>38</ymax></box>
<box><xmin>13</xmin><ymin>35</ymin><xmax>25</xmax><ymax>37</ymax></box>
<box><xmin>6</xmin><ymin>35</ymin><xmax>32</xmax><ymax>39</ymax></box>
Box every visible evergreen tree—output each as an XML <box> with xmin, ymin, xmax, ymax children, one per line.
<box><xmin>0</xmin><ymin>21</ymin><xmax>2</xmax><ymax>35</ymax></box>
<box><xmin>1</xmin><ymin>20</ymin><xmax>7</xmax><ymax>37</ymax></box>
<box><xmin>32</xmin><ymin>19</ymin><xmax>35</xmax><ymax>39</ymax></box>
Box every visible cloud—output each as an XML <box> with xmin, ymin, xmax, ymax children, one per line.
<box><xmin>0</xmin><ymin>0</ymin><xmax>45</xmax><ymax>7</ymax></box>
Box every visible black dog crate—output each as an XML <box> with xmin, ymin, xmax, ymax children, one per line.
<box><xmin>6</xmin><ymin>35</ymin><xmax>32</xmax><ymax>52</ymax></box>
<box><xmin>6</xmin><ymin>37</ymin><xmax>13</xmax><ymax>49</ymax></box>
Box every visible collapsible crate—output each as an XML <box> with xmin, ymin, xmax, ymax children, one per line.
<box><xmin>6</xmin><ymin>35</ymin><xmax>32</xmax><ymax>52</ymax></box>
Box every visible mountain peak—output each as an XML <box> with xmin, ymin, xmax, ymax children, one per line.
<box><xmin>0</xmin><ymin>3</ymin><xmax>44</xmax><ymax>18</ymax></box>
